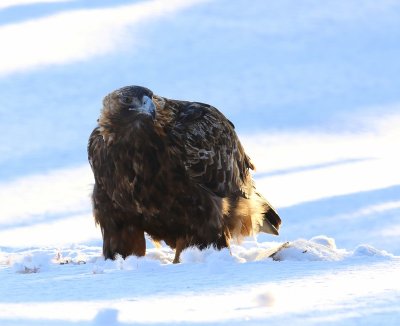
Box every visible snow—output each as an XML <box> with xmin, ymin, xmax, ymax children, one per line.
<box><xmin>1</xmin><ymin>240</ymin><xmax>399</xmax><ymax>325</ymax></box>
<box><xmin>0</xmin><ymin>0</ymin><xmax>208</xmax><ymax>76</ymax></box>
<box><xmin>0</xmin><ymin>0</ymin><xmax>71</xmax><ymax>11</ymax></box>
<box><xmin>1</xmin><ymin>0</ymin><xmax>400</xmax><ymax>325</ymax></box>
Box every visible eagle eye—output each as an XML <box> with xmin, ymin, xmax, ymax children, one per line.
<box><xmin>120</xmin><ymin>96</ymin><xmax>131</xmax><ymax>105</ymax></box>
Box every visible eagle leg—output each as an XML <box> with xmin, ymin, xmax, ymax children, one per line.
<box><xmin>92</xmin><ymin>184</ymin><xmax>146</xmax><ymax>259</ymax></box>
<box><xmin>120</xmin><ymin>226</ymin><xmax>146</xmax><ymax>258</ymax></box>
<box><xmin>103</xmin><ymin>226</ymin><xmax>146</xmax><ymax>259</ymax></box>
<box><xmin>173</xmin><ymin>238</ymin><xmax>187</xmax><ymax>264</ymax></box>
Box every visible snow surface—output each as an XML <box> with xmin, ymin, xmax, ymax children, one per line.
<box><xmin>0</xmin><ymin>0</ymin><xmax>71</xmax><ymax>11</ymax></box>
<box><xmin>1</xmin><ymin>0</ymin><xmax>400</xmax><ymax>325</ymax></box>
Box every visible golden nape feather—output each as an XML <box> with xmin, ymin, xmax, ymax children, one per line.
<box><xmin>88</xmin><ymin>85</ymin><xmax>281</xmax><ymax>263</ymax></box>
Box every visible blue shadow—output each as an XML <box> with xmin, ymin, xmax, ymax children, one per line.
<box><xmin>268</xmin><ymin>185</ymin><xmax>400</xmax><ymax>254</ymax></box>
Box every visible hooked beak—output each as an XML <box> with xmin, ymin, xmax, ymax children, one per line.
<box><xmin>149</xmin><ymin>101</ymin><xmax>156</xmax><ymax>119</ymax></box>
<box><xmin>143</xmin><ymin>95</ymin><xmax>156</xmax><ymax>119</ymax></box>
<box><xmin>130</xmin><ymin>95</ymin><xmax>156</xmax><ymax>119</ymax></box>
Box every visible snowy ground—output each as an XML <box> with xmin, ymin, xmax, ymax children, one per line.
<box><xmin>1</xmin><ymin>0</ymin><xmax>400</xmax><ymax>325</ymax></box>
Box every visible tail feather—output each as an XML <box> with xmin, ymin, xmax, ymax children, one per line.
<box><xmin>223</xmin><ymin>190</ymin><xmax>281</xmax><ymax>239</ymax></box>
<box><xmin>261</xmin><ymin>205</ymin><xmax>281</xmax><ymax>235</ymax></box>
<box><xmin>253</xmin><ymin>191</ymin><xmax>281</xmax><ymax>236</ymax></box>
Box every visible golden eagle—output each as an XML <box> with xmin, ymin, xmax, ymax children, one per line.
<box><xmin>88</xmin><ymin>86</ymin><xmax>281</xmax><ymax>263</ymax></box>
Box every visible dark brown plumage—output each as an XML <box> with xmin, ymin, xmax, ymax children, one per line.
<box><xmin>88</xmin><ymin>85</ymin><xmax>281</xmax><ymax>263</ymax></box>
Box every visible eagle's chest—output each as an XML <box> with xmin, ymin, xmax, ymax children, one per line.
<box><xmin>105</xmin><ymin>141</ymin><xmax>187</xmax><ymax>214</ymax></box>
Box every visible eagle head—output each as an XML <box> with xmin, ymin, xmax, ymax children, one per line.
<box><xmin>99</xmin><ymin>86</ymin><xmax>156</xmax><ymax>140</ymax></box>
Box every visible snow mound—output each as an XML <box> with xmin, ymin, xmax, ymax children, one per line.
<box><xmin>351</xmin><ymin>244</ymin><xmax>394</xmax><ymax>259</ymax></box>
<box><xmin>11</xmin><ymin>250</ymin><xmax>54</xmax><ymax>273</ymax></box>
<box><xmin>267</xmin><ymin>236</ymin><xmax>395</xmax><ymax>262</ymax></box>
<box><xmin>309</xmin><ymin>235</ymin><xmax>337</xmax><ymax>249</ymax></box>
<box><xmin>121</xmin><ymin>255</ymin><xmax>163</xmax><ymax>271</ymax></box>
<box><xmin>272</xmin><ymin>238</ymin><xmax>346</xmax><ymax>261</ymax></box>
<box><xmin>3</xmin><ymin>236</ymin><xmax>396</xmax><ymax>276</ymax></box>
<box><xmin>56</xmin><ymin>245</ymin><xmax>100</xmax><ymax>265</ymax></box>
<box><xmin>4</xmin><ymin>245</ymin><xmax>100</xmax><ymax>273</ymax></box>
<box><xmin>92</xmin><ymin>308</ymin><xmax>120</xmax><ymax>326</ymax></box>
<box><xmin>182</xmin><ymin>246</ymin><xmax>244</xmax><ymax>264</ymax></box>
<box><xmin>92</xmin><ymin>249</ymin><xmax>170</xmax><ymax>274</ymax></box>
<box><xmin>178</xmin><ymin>235</ymin><xmax>396</xmax><ymax>264</ymax></box>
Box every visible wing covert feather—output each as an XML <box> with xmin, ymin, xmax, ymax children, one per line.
<box><xmin>88</xmin><ymin>127</ymin><xmax>115</xmax><ymax>193</ymax></box>
<box><xmin>169</xmin><ymin>100</ymin><xmax>253</xmax><ymax>198</ymax></box>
